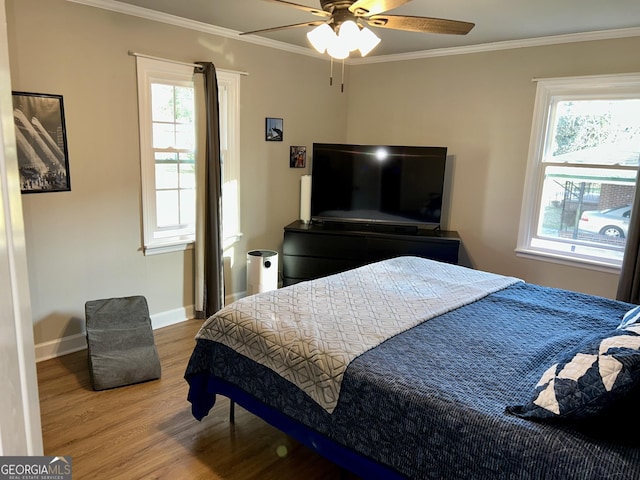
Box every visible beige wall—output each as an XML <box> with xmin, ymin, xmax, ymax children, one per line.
<box><xmin>6</xmin><ymin>0</ymin><xmax>347</xmax><ymax>349</ymax></box>
<box><xmin>6</xmin><ymin>0</ymin><xmax>640</xmax><ymax>352</ymax></box>
<box><xmin>346</xmin><ymin>38</ymin><xmax>640</xmax><ymax>297</ymax></box>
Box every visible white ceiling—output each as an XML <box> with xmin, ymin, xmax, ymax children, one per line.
<box><xmin>90</xmin><ymin>0</ymin><xmax>640</xmax><ymax>59</ymax></box>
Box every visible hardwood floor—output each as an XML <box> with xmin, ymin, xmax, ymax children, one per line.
<box><xmin>37</xmin><ymin>320</ymin><xmax>358</xmax><ymax>479</ymax></box>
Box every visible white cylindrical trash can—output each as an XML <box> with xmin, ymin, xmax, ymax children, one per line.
<box><xmin>246</xmin><ymin>250</ymin><xmax>279</xmax><ymax>295</ymax></box>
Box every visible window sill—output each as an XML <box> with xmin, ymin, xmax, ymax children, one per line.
<box><xmin>223</xmin><ymin>232</ymin><xmax>243</xmax><ymax>251</ymax></box>
<box><xmin>143</xmin><ymin>232</ymin><xmax>242</xmax><ymax>255</ymax></box>
<box><xmin>515</xmin><ymin>247</ymin><xmax>622</xmax><ymax>275</ymax></box>
<box><xmin>144</xmin><ymin>240</ymin><xmax>194</xmax><ymax>256</ymax></box>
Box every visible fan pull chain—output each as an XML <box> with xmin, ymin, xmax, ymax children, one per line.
<box><xmin>329</xmin><ymin>57</ymin><xmax>333</xmax><ymax>86</ymax></box>
<box><xmin>327</xmin><ymin>58</ymin><xmax>345</xmax><ymax>93</ymax></box>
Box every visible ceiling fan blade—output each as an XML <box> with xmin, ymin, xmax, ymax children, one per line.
<box><xmin>263</xmin><ymin>0</ymin><xmax>330</xmax><ymax>17</ymax></box>
<box><xmin>240</xmin><ymin>20</ymin><xmax>326</xmax><ymax>36</ymax></box>
<box><xmin>349</xmin><ymin>0</ymin><xmax>412</xmax><ymax>17</ymax></box>
<box><xmin>366</xmin><ymin>14</ymin><xmax>475</xmax><ymax>35</ymax></box>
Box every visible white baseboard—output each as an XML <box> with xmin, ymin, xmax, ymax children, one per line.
<box><xmin>34</xmin><ymin>304</ymin><xmax>195</xmax><ymax>362</ymax></box>
<box><xmin>150</xmin><ymin>305</ymin><xmax>194</xmax><ymax>330</ymax></box>
<box><xmin>225</xmin><ymin>291</ymin><xmax>245</xmax><ymax>305</ymax></box>
<box><xmin>35</xmin><ymin>333</ymin><xmax>88</xmax><ymax>363</ymax></box>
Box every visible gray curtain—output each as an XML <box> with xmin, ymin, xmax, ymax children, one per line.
<box><xmin>617</xmin><ymin>179</ymin><xmax>640</xmax><ymax>303</ymax></box>
<box><xmin>195</xmin><ymin>61</ymin><xmax>224</xmax><ymax>318</ymax></box>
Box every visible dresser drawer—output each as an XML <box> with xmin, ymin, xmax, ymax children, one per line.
<box><xmin>367</xmin><ymin>237</ymin><xmax>459</xmax><ymax>264</ymax></box>
<box><xmin>283</xmin><ymin>231</ymin><xmax>366</xmax><ymax>260</ymax></box>
<box><xmin>282</xmin><ymin>255</ymin><xmax>361</xmax><ymax>281</ymax></box>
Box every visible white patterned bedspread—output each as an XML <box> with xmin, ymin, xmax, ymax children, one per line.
<box><xmin>196</xmin><ymin>256</ymin><xmax>522</xmax><ymax>413</ymax></box>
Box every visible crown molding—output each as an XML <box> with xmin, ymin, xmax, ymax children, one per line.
<box><xmin>66</xmin><ymin>0</ymin><xmax>324</xmax><ymax>59</ymax></box>
<box><xmin>351</xmin><ymin>26</ymin><xmax>640</xmax><ymax>64</ymax></box>
<box><xmin>68</xmin><ymin>0</ymin><xmax>640</xmax><ymax>65</ymax></box>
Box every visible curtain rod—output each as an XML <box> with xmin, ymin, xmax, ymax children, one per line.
<box><xmin>128</xmin><ymin>51</ymin><xmax>249</xmax><ymax>76</ymax></box>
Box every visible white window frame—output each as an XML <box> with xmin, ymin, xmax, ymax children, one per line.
<box><xmin>136</xmin><ymin>58</ymin><xmax>242</xmax><ymax>255</ymax></box>
<box><xmin>136</xmin><ymin>57</ymin><xmax>196</xmax><ymax>254</ymax></box>
<box><xmin>217</xmin><ymin>70</ymin><xmax>242</xmax><ymax>249</ymax></box>
<box><xmin>517</xmin><ymin>73</ymin><xmax>640</xmax><ymax>272</ymax></box>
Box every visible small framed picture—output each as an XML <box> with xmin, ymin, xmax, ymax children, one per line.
<box><xmin>12</xmin><ymin>91</ymin><xmax>71</xmax><ymax>193</ymax></box>
<box><xmin>265</xmin><ymin>117</ymin><xmax>283</xmax><ymax>141</ymax></box>
<box><xmin>290</xmin><ymin>146</ymin><xmax>306</xmax><ymax>168</ymax></box>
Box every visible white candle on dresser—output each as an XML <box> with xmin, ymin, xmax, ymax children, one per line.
<box><xmin>300</xmin><ymin>175</ymin><xmax>311</xmax><ymax>223</ymax></box>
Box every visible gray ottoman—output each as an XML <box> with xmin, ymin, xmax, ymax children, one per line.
<box><xmin>85</xmin><ymin>295</ymin><xmax>161</xmax><ymax>390</ymax></box>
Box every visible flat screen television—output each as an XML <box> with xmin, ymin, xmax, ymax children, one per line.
<box><xmin>310</xmin><ymin>143</ymin><xmax>448</xmax><ymax>230</ymax></box>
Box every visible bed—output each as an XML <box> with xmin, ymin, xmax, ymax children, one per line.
<box><xmin>185</xmin><ymin>256</ymin><xmax>640</xmax><ymax>479</ymax></box>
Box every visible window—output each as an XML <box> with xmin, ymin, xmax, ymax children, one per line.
<box><xmin>517</xmin><ymin>73</ymin><xmax>640</xmax><ymax>270</ymax></box>
<box><xmin>136</xmin><ymin>57</ymin><xmax>241</xmax><ymax>254</ymax></box>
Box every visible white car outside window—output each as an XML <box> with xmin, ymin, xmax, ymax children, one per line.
<box><xmin>578</xmin><ymin>205</ymin><xmax>631</xmax><ymax>238</ymax></box>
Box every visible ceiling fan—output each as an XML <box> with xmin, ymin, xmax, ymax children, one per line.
<box><xmin>241</xmin><ymin>0</ymin><xmax>475</xmax><ymax>58</ymax></box>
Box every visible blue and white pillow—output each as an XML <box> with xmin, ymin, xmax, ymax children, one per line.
<box><xmin>618</xmin><ymin>305</ymin><xmax>640</xmax><ymax>330</ymax></box>
<box><xmin>507</xmin><ymin>320</ymin><xmax>640</xmax><ymax>420</ymax></box>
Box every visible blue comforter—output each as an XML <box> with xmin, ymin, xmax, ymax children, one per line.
<box><xmin>185</xmin><ymin>282</ymin><xmax>640</xmax><ymax>479</ymax></box>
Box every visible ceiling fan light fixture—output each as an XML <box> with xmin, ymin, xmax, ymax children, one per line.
<box><xmin>246</xmin><ymin>0</ymin><xmax>476</xmax><ymax>62</ymax></box>
<box><xmin>327</xmin><ymin>36</ymin><xmax>349</xmax><ymax>59</ymax></box>
<box><xmin>307</xmin><ymin>23</ymin><xmax>334</xmax><ymax>53</ymax></box>
<box><xmin>338</xmin><ymin>20</ymin><xmax>361</xmax><ymax>52</ymax></box>
<box><xmin>358</xmin><ymin>27</ymin><xmax>381</xmax><ymax>57</ymax></box>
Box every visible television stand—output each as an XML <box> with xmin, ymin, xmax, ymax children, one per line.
<box><xmin>283</xmin><ymin>220</ymin><xmax>460</xmax><ymax>286</ymax></box>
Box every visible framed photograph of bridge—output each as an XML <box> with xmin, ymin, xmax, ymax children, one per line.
<box><xmin>12</xmin><ymin>91</ymin><xmax>70</xmax><ymax>193</ymax></box>
<box><xmin>265</xmin><ymin>117</ymin><xmax>283</xmax><ymax>141</ymax></box>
